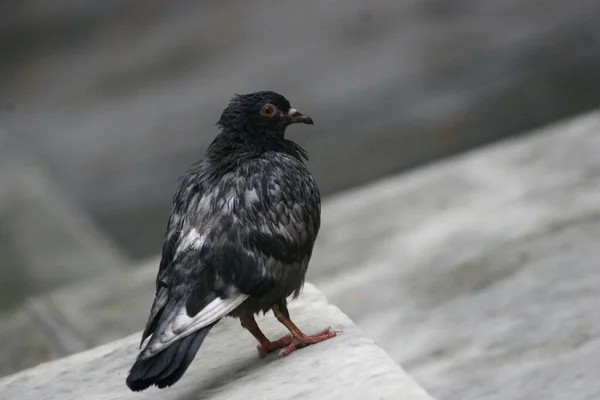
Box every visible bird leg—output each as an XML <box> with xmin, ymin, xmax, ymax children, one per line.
<box><xmin>272</xmin><ymin>303</ymin><xmax>337</xmax><ymax>356</ymax></box>
<box><xmin>240</xmin><ymin>316</ymin><xmax>292</xmax><ymax>358</ymax></box>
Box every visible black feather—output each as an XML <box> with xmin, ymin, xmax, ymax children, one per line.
<box><xmin>127</xmin><ymin>91</ymin><xmax>320</xmax><ymax>391</ymax></box>
<box><xmin>126</xmin><ymin>322</ymin><xmax>217</xmax><ymax>391</ymax></box>
<box><xmin>139</xmin><ymin>305</ymin><xmax>163</xmax><ymax>348</ymax></box>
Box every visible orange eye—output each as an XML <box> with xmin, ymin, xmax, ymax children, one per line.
<box><xmin>261</xmin><ymin>104</ymin><xmax>275</xmax><ymax>117</ymax></box>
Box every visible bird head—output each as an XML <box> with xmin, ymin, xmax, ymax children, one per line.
<box><xmin>216</xmin><ymin>91</ymin><xmax>313</xmax><ymax>139</ymax></box>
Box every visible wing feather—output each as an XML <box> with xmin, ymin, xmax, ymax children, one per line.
<box><xmin>140</xmin><ymin>293</ymin><xmax>248</xmax><ymax>358</ymax></box>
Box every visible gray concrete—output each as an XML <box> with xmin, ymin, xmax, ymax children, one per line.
<box><xmin>0</xmin><ymin>258</ymin><xmax>160</xmax><ymax>378</ymax></box>
<box><xmin>309</xmin><ymin>110</ymin><xmax>600</xmax><ymax>400</ymax></box>
<box><xmin>0</xmin><ymin>284</ymin><xmax>434</xmax><ymax>400</ymax></box>
<box><xmin>0</xmin><ymin>133</ymin><xmax>129</xmax><ymax>310</ymax></box>
<box><xmin>4</xmin><ymin>0</ymin><xmax>600</xmax><ymax>257</ymax></box>
<box><xmin>4</xmin><ymin>110</ymin><xmax>600</xmax><ymax>398</ymax></box>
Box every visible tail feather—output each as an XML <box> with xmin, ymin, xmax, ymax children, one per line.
<box><xmin>126</xmin><ymin>322</ymin><xmax>217</xmax><ymax>391</ymax></box>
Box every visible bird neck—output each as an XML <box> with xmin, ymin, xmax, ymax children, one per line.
<box><xmin>206</xmin><ymin>129</ymin><xmax>308</xmax><ymax>165</ymax></box>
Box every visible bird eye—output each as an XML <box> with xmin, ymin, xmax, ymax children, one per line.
<box><xmin>260</xmin><ymin>104</ymin><xmax>276</xmax><ymax>117</ymax></box>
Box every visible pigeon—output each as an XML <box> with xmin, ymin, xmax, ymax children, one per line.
<box><xmin>126</xmin><ymin>91</ymin><xmax>336</xmax><ymax>391</ymax></box>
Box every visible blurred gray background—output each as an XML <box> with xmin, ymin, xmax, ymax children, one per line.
<box><xmin>3</xmin><ymin>0</ymin><xmax>600</xmax><ymax>258</ymax></box>
<box><xmin>2</xmin><ymin>1</ymin><xmax>600</xmax><ymax>398</ymax></box>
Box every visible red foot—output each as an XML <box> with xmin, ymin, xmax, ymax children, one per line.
<box><xmin>257</xmin><ymin>334</ymin><xmax>293</xmax><ymax>358</ymax></box>
<box><xmin>282</xmin><ymin>327</ymin><xmax>337</xmax><ymax>356</ymax></box>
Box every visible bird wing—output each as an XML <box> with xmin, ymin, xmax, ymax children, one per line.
<box><xmin>139</xmin><ymin>199</ymin><xmax>253</xmax><ymax>357</ymax></box>
<box><xmin>138</xmin><ymin>156</ymin><xmax>320</xmax><ymax>358</ymax></box>
<box><xmin>139</xmin><ymin>182</ymin><xmax>191</xmax><ymax>346</ymax></box>
<box><xmin>140</xmin><ymin>293</ymin><xmax>248</xmax><ymax>358</ymax></box>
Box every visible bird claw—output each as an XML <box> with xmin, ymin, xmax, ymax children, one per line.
<box><xmin>256</xmin><ymin>327</ymin><xmax>337</xmax><ymax>358</ymax></box>
<box><xmin>280</xmin><ymin>327</ymin><xmax>337</xmax><ymax>356</ymax></box>
<box><xmin>257</xmin><ymin>334</ymin><xmax>293</xmax><ymax>358</ymax></box>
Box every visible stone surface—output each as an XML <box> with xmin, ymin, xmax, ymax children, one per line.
<box><xmin>4</xmin><ymin>110</ymin><xmax>600</xmax><ymax>398</ymax></box>
<box><xmin>4</xmin><ymin>0</ymin><xmax>600</xmax><ymax>257</ymax></box>
<box><xmin>307</xmin><ymin>110</ymin><xmax>600</xmax><ymax>400</ymax></box>
<box><xmin>0</xmin><ymin>284</ymin><xmax>434</xmax><ymax>400</ymax></box>
<box><xmin>0</xmin><ymin>257</ymin><xmax>160</xmax><ymax>378</ymax></box>
<box><xmin>0</xmin><ymin>135</ymin><xmax>129</xmax><ymax>310</ymax></box>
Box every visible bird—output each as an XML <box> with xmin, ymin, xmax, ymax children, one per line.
<box><xmin>125</xmin><ymin>91</ymin><xmax>337</xmax><ymax>392</ymax></box>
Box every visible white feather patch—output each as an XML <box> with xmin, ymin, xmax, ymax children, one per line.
<box><xmin>176</xmin><ymin>228</ymin><xmax>207</xmax><ymax>253</ymax></box>
<box><xmin>141</xmin><ymin>294</ymin><xmax>248</xmax><ymax>358</ymax></box>
<box><xmin>244</xmin><ymin>188</ymin><xmax>259</xmax><ymax>206</ymax></box>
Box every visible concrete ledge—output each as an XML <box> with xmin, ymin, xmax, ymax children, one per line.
<box><xmin>306</xmin><ymin>110</ymin><xmax>600</xmax><ymax>399</ymax></box>
<box><xmin>6</xmin><ymin>110</ymin><xmax>600</xmax><ymax>398</ymax></box>
<box><xmin>0</xmin><ymin>283</ymin><xmax>434</xmax><ymax>400</ymax></box>
<box><xmin>0</xmin><ymin>260</ymin><xmax>162</xmax><ymax>378</ymax></box>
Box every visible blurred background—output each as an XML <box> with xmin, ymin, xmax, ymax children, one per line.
<box><xmin>2</xmin><ymin>0</ymin><xmax>600</xmax><ymax>398</ymax></box>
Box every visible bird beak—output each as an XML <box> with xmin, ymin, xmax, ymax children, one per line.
<box><xmin>286</xmin><ymin>108</ymin><xmax>314</xmax><ymax>125</ymax></box>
